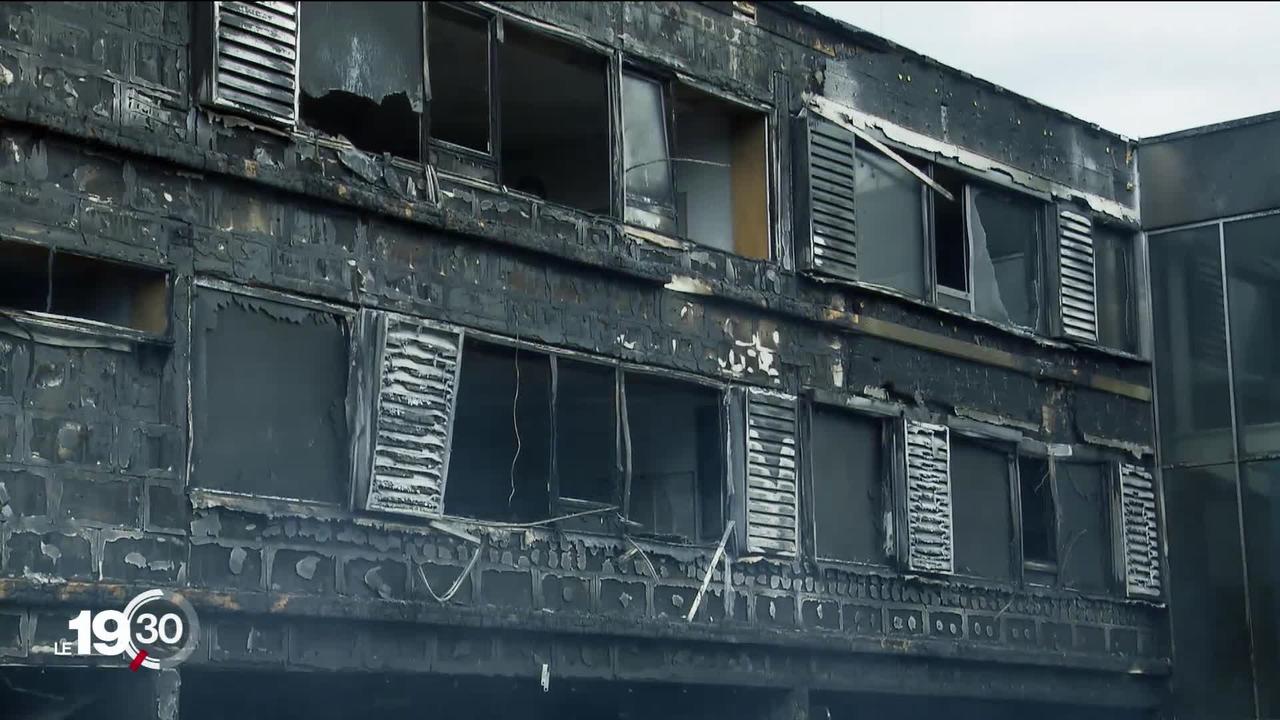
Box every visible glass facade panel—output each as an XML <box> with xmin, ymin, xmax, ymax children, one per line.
<box><xmin>1242</xmin><ymin>460</ymin><xmax>1280</xmax><ymax>717</ymax></box>
<box><xmin>1224</xmin><ymin>214</ymin><xmax>1280</xmax><ymax>459</ymax></box>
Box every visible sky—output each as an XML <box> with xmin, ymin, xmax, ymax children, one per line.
<box><xmin>799</xmin><ymin>1</ymin><xmax>1280</xmax><ymax>139</ymax></box>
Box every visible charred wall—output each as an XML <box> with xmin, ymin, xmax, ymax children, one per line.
<box><xmin>0</xmin><ymin>0</ymin><xmax>1161</xmax><ymax>711</ymax></box>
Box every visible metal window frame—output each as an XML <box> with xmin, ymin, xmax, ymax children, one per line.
<box><xmin>424</xmin><ymin>1</ymin><xmax>501</xmax><ymax>163</ymax></box>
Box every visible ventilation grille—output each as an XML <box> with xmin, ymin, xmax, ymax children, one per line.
<box><xmin>1058</xmin><ymin>208</ymin><xmax>1098</xmax><ymax>342</ymax></box>
<box><xmin>903</xmin><ymin>420</ymin><xmax>953</xmax><ymax>573</ymax></box>
<box><xmin>744</xmin><ymin>390</ymin><xmax>799</xmax><ymax>556</ymax></box>
<box><xmin>803</xmin><ymin>117</ymin><xmax>859</xmax><ymax>282</ymax></box>
<box><xmin>365</xmin><ymin>314</ymin><xmax>462</xmax><ymax>518</ymax></box>
<box><xmin>1119</xmin><ymin>464</ymin><xmax>1162</xmax><ymax>598</ymax></box>
<box><xmin>212</xmin><ymin>1</ymin><xmax>299</xmax><ymax>125</ymax></box>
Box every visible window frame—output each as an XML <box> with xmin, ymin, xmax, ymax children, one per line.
<box><xmin>424</xmin><ymin>1</ymin><xmax>500</xmax><ymax>164</ymax></box>
<box><xmin>945</xmin><ymin>428</ymin><xmax>1021</xmax><ymax>584</ymax></box>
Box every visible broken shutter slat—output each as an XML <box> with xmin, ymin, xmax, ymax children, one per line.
<box><xmin>210</xmin><ymin>1</ymin><xmax>299</xmax><ymax>125</ymax></box>
<box><xmin>1119</xmin><ymin>463</ymin><xmax>1162</xmax><ymax>598</ymax></box>
<box><xmin>364</xmin><ymin>312</ymin><xmax>463</xmax><ymax>519</ymax></box>
<box><xmin>903</xmin><ymin>420</ymin><xmax>953</xmax><ymax>574</ymax></box>
<box><xmin>796</xmin><ymin>114</ymin><xmax>859</xmax><ymax>283</ymax></box>
<box><xmin>744</xmin><ymin>389</ymin><xmax>799</xmax><ymax>556</ymax></box>
<box><xmin>1057</xmin><ymin>207</ymin><xmax>1099</xmax><ymax>342</ymax></box>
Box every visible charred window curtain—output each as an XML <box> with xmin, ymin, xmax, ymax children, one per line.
<box><xmin>191</xmin><ymin>287</ymin><xmax>350</xmax><ymax>505</ymax></box>
<box><xmin>299</xmin><ymin>2</ymin><xmax>424</xmax><ymax>160</ymax></box>
<box><xmin>968</xmin><ymin>186</ymin><xmax>1045</xmax><ymax>331</ymax></box>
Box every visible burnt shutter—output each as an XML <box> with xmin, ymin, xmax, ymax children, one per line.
<box><xmin>1118</xmin><ymin>463</ymin><xmax>1162</xmax><ymax>598</ymax></box>
<box><xmin>743</xmin><ymin>389</ymin><xmax>799</xmax><ymax>556</ymax></box>
<box><xmin>1057</xmin><ymin>206</ymin><xmax>1099</xmax><ymax>342</ymax></box>
<box><xmin>795</xmin><ymin>114</ymin><xmax>858</xmax><ymax>282</ymax></box>
<box><xmin>903</xmin><ymin>420</ymin><xmax>953</xmax><ymax>573</ymax></box>
<box><xmin>208</xmin><ymin>2</ymin><xmax>299</xmax><ymax>125</ymax></box>
<box><xmin>358</xmin><ymin>311</ymin><xmax>463</xmax><ymax>519</ymax></box>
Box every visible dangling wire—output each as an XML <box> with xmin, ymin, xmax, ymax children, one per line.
<box><xmin>508</xmin><ymin>343</ymin><xmax>522</xmax><ymax>510</ymax></box>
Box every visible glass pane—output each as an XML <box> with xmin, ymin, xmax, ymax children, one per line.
<box><xmin>969</xmin><ymin>185</ymin><xmax>1044</xmax><ymax>330</ymax></box>
<box><xmin>1149</xmin><ymin>226</ymin><xmax>1234</xmax><ymax>466</ymax></box>
<box><xmin>428</xmin><ymin>4</ymin><xmax>490</xmax><ymax>153</ymax></box>
<box><xmin>556</xmin><ymin>360</ymin><xmax>616</xmax><ymax>504</ymax></box>
<box><xmin>854</xmin><ymin>147</ymin><xmax>926</xmax><ymax>298</ymax></box>
<box><xmin>1163</xmin><ymin>464</ymin><xmax>1256</xmax><ymax>718</ymax></box>
<box><xmin>1055</xmin><ymin>462</ymin><xmax>1110</xmax><ymax>593</ymax></box>
<box><xmin>1242</xmin><ymin>460</ymin><xmax>1280</xmax><ymax>717</ymax></box>
<box><xmin>1225</xmin><ymin>215</ymin><xmax>1280</xmax><ymax>459</ymax></box>
<box><xmin>1094</xmin><ymin>224</ymin><xmax>1138</xmax><ymax>353</ymax></box>
<box><xmin>951</xmin><ymin>437</ymin><xmax>1014</xmax><ymax>581</ymax></box>
<box><xmin>811</xmin><ymin>406</ymin><xmax>883</xmax><ymax>564</ymax></box>
<box><xmin>622</xmin><ymin>75</ymin><xmax>676</xmax><ymax>233</ymax></box>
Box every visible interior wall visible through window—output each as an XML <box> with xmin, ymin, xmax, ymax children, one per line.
<box><xmin>498</xmin><ymin>25</ymin><xmax>610</xmax><ymax>214</ymax></box>
<box><xmin>427</xmin><ymin>3</ymin><xmax>491</xmax><ymax>155</ymax></box>
<box><xmin>300</xmin><ymin>1</ymin><xmax>425</xmax><ymax>160</ymax></box>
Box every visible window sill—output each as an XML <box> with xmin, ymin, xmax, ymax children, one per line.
<box><xmin>0</xmin><ymin>310</ymin><xmax>171</xmax><ymax>350</ymax></box>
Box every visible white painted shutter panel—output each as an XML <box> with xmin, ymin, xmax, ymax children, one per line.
<box><xmin>1119</xmin><ymin>463</ymin><xmax>1162</xmax><ymax>598</ymax></box>
<box><xmin>797</xmin><ymin>116</ymin><xmax>859</xmax><ymax>282</ymax></box>
<box><xmin>212</xmin><ymin>2</ymin><xmax>299</xmax><ymax>125</ymax></box>
<box><xmin>903</xmin><ymin>420</ymin><xmax>953</xmax><ymax>573</ymax></box>
<box><xmin>1058</xmin><ymin>206</ymin><xmax>1099</xmax><ymax>342</ymax></box>
<box><xmin>744</xmin><ymin>389</ymin><xmax>799</xmax><ymax>556</ymax></box>
<box><xmin>364</xmin><ymin>312</ymin><xmax>463</xmax><ymax>518</ymax></box>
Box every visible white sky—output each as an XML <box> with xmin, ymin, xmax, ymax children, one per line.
<box><xmin>800</xmin><ymin>1</ymin><xmax>1280</xmax><ymax>139</ymax></box>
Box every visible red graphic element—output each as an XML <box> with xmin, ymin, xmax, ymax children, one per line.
<box><xmin>129</xmin><ymin>650</ymin><xmax>148</xmax><ymax>671</ymax></box>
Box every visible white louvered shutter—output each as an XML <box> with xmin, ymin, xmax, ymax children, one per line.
<box><xmin>797</xmin><ymin>115</ymin><xmax>859</xmax><ymax>282</ymax></box>
<box><xmin>1057</xmin><ymin>206</ymin><xmax>1099</xmax><ymax>342</ymax></box>
<box><xmin>1119</xmin><ymin>463</ymin><xmax>1162</xmax><ymax>598</ymax></box>
<box><xmin>903</xmin><ymin>420</ymin><xmax>953</xmax><ymax>574</ymax></box>
<box><xmin>210</xmin><ymin>2</ymin><xmax>299</xmax><ymax>125</ymax></box>
<box><xmin>744</xmin><ymin>389</ymin><xmax>800</xmax><ymax>556</ymax></box>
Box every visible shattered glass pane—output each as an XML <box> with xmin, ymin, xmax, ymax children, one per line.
<box><xmin>1150</xmin><ymin>226</ymin><xmax>1234</xmax><ymax>466</ymax></box>
<box><xmin>854</xmin><ymin>146</ymin><xmax>927</xmax><ymax>298</ymax></box>
<box><xmin>622</xmin><ymin>74</ymin><xmax>677</xmax><ymax>234</ymax></box>
<box><xmin>1225</xmin><ymin>214</ymin><xmax>1280</xmax><ymax>459</ymax></box>
<box><xmin>969</xmin><ymin>185</ymin><xmax>1044</xmax><ymax>330</ymax></box>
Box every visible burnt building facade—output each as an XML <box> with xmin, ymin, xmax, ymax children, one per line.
<box><xmin>0</xmin><ymin>3</ymin><xmax>1166</xmax><ymax>719</ymax></box>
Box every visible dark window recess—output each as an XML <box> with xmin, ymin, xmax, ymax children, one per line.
<box><xmin>444</xmin><ymin>340</ymin><xmax>552</xmax><ymax>522</ymax></box>
<box><xmin>499</xmin><ymin>25</ymin><xmax>610</xmax><ymax>214</ymax></box>
<box><xmin>671</xmin><ymin>84</ymin><xmax>769</xmax><ymax>259</ymax></box>
<box><xmin>932</xmin><ymin>165</ymin><xmax>968</xmax><ymax>296</ymax></box>
<box><xmin>969</xmin><ymin>185</ymin><xmax>1044</xmax><ymax>330</ymax></box>
<box><xmin>810</xmin><ymin>406</ymin><xmax>884</xmax><ymax>564</ymax></box>
<box><xmin>853</xmin><ymin>145</ymin><xmax>927</xmax><ymax>298</ymax></box>
<box><xmin>191</xmin><ymin>289</ymin><xmax>348</xmax><ymax>504</ymax></box>
<box><xmin>555</xmin><ymin>359</ymin><xmax>618</xmax><ymax>505</ymax></box>
<box><xmin>625</xmin><ymin>373</ymin><xmax>723</xmax><ymax>542</ymax></box>
<box><xmin>950</xmin><ymin>436</ymin><xmax>1014</xmax><ymax>581</ymax></box>
<box><xmin>1057</xmin><ymin>462</ymin><xmax>1112</xmax><ymax>593</ymax></box>
<box><xmin>427</xmin><ymin>4</ymin><xmax>490</xmax><ymax>154</ymax></box>
<box><xmin>1018</xmin><ymin>455</ymin><xmax>1055</xmax><ymax>566</ymax></box>
<box><xmin>0</xmin><ymin>239</ymin><xmax>168</xmax><ymax>334</ymax></box>
<box><xmin>1094</xmin><ymin>224</ymin><xmax>1138</xmax><ymax>353</ymax></box>
<box><xmin>299</xmin><ymin>2</ymin><xmax>424</xmax><ymax>160</ymax></box>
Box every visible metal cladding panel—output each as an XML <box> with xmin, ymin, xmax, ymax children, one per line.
<box><xmin>904</xmin><ymin>420</ymin><xmax>953</xmax><ymax>574</ymax></box>
<box><xmin>365</xmin><ymin>313</ymin><xmax>463</xmax><ymax>518</ymax></box>
<box><xmin>745</xmin><ymin>389</ymin><xmax>799</xmax><ymax>556</ymax></box>
<box><xmin>1058</xmin><ymin>207</ymin><xmax>1098</xmax><ymax>342</ymax></box>
<box><xmin>213</xmin><ymin>2</ymin><xmax>299</xmax><ymax>125</ymax></box>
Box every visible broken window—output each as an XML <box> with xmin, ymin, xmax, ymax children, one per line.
<box><xmin>1094</xmin><ymin>223</ymin><xmax>1139</xmax><ymax>352</ymax></box>
<box><xmin>190</xmin><ymin>287</ymin><xmax>349</xmax><ymax>505</ymax></box>
<box><xmin>853</xmin><ymin>145</ymin><xmax>927</xmax><ymax>298</ymax></box>
<box><xmin>444</xmin><ymin>339</ymin><xmax>553</xmax><ymax>522</ymax></box>
<box><xmin>427</xmin><ymin>3</ymin><xmax>491</xmax><ymax>154</ymax></box>
<box><xmin>622</xmin><ymin>74</ymin><xmax>677</xmax><ymax>234</ymax></box>
<box><xmin>932</xmin><ymin>165</ymin><xmax>970</xmax><ymax>310</ymax></box>
<box><xmin>1018</xmin><ymin>454</ymin><xmax>1055</xmax><ymax>567</ymax></box>
<box><xmin>299</xmin><ymin>2</ymin><xmax>425</xmax><ymax>160</ymax></box>
<box><xmin>555</xmin><ymin>358</ymin><xmax>619</xmax><ymax>505</ymax></box>
<box><xmin>625</xmin><ymin>372</ymin><xmax>724</xmax><ymax>542</ymax></box>
<box><xmin>0</xmin><ymin>238</ymin><xmax>168</xmax><ymax>334</ymax></box>
<box><xmin>498</xmin><ymin>24</ymin><xmax>611</xmax><ymax>213</ymax></box>
<box><xmin>950</xmin><ymin>436</ymin><xmax>1014</xmax><ymax>581</ymax></box>
<box><xmin>1056</xmin><ymin>462</ymin><xmax>1112</xmax><ymax>594</ymax></box>
<box><xmin>622</xmin><ymin>77</ymin><xmax>771</xmax><ymax>258</ymax></box>
<box><xmin>969</xmin><ymin>184</ymin><xmax>1045</xmax><ymax>330</ymax></box>
<box><xmin>810</xmin><ymin>405</ymin><xmax>884</xmax><ymax>564</ymax></box>
<box><xmin>672</xmin><ymin>84</ymin><xmax>769</xmax><ymax>259</ymax></box>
